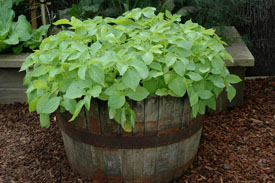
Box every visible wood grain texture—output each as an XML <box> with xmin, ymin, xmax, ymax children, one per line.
<box><xmin>122</xmin><ymin>149</ymin><xmax>134</xmax><ymax>182</ymax></box>
<box><xmin>103</xmin><ymin>149</ymin><xmax>122</xmax><ymax>177</ymax></box>
<box><xmin>0</xmin><ymin>53</ymin><xmax>30</xmax><ymax>68</ymax></box>
<box><xmin>131</xmin><ymin>100</ymin><xmax>145</xmax><ymax>136</ymax></box>
<box><xmin>99</xmin><ymin>100</ymin><xmax>121</xmax><ymax>136</ymax></box>
<box><xmin>61</xmin><ymin>131</ymin><xmax>78</xmax><ymax>172</ymax></box>
<box><xmin>158</xmin><ymin>96</ymin><xmax>183</xmax><ymax>132</ymax></box>
<box><xmin>182</xmin><ymin>95</ymin><xmax>191</xmax><ymax>127</ymax></box>
<box><xmin>0</xmin><ymin>68</ymin><xmax>26</xmax><ymax>88</ymax></box>
<box><xmin>0</xmin><ymin>88</ymin><xmax>26</xmax><ymax>104</ymax></box>
<box><xmin>143</xmin><ymin>148</ymin><xmax>157</xmax><ymax>178</ymax></box>
<box><xmin>75</xmin><ymin>109</ymin><xmax>88</xmax><ymax>132</ymax></box>
<box><xmin>144</xmin><ymin>96</ymin><xmax>159</xmax><ymax>135</ymax></box>
<box><xmin>59</xmin><ymin>96</ymin><xmax>203</xmax><ymax>182</ymax></box>
<box><xmin>73</xmin><ymin>140</ymin><xmax>94</xmax><ymax>178</ymax></box>
<box><xmin>85</xmin><ymin>98</ymin><xmax>101</xmax><ymax>134</ymax></box>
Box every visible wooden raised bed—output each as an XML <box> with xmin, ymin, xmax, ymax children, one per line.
<box><xmin>0</xmin><ymin>53</ymin><xmax>30</xmax><ymax>104</ymax></box>
<box><xmin>58</xmin><ymin>96</ymin><xmax>204</xmax><ymax>182</ymax></box>
<box><xmin>215</xmin><ymin>26</ymin><xmax>255</xmax><ymax>112</ymax></box>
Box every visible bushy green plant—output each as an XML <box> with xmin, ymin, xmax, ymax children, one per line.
<box><xmin>0</xmin><ymin>0</ymin><xmax>50</xmax><ymax>53</ymax></box>
<box><xmin>20</xmin><ymin>8</ymin><xmax>241</xmax><ymax>131</ymax></box>
<box><xmin>59</xmin><ymin>0</ymin><xmax>196</xmax><ymax>20</ymax></box>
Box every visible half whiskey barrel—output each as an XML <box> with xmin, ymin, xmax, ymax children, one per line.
<box><xmin>57</xmin><ymin>95</ymin><xmax>204</xmax><ymax>183</ymax></box>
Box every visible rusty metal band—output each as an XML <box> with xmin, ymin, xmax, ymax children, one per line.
<box><xmin>57</xmin><ymin>113</ymin><xmax>204</xmax><ymax>149</ymax></box>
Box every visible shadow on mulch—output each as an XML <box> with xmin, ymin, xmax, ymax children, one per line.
<box><xmin>0</xmin><ymin>77</ymin><xmax>274</xmax><ymax>183</ymax></box>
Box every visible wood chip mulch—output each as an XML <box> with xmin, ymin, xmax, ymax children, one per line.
<box><xmin>0</xmin><ymin>77</ymin><xmax>274</xmax><ymax>183</ymax></box>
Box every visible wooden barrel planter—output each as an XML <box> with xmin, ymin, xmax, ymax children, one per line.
<box><xmin>57</xmin><ymin>95</ymin><xmax>204</xmax><ymax>183</ymax></box>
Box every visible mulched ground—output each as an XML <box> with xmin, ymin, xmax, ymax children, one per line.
<box><xmin>0</xmin><ymin>77</ymin><xmax>274</xmax><ymax>183</ymax></box>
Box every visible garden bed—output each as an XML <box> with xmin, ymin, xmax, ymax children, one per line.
<box><xmin>0</xmin><ymin>77</ymin><xmax>274</xmax><ymax>183</ymax></box>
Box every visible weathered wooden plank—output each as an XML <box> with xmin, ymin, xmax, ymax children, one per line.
<box><xmin>0</xmin><ymin>53</ymin><xmax>30</xmax><ymax>68</ymax></box>
<box><xmin>122</xmin><ymin>149</ymin><xmax>134</xmax><ymax>182</ymax></box>
<box><xmin>103</xmin><ymin>149</ymin><xmax>122</xmax><ymax>177</ymax></box>
<box><xmin>75</xmin><ymin>109</ymin><xmax>88</xmax><ymax>132</ymax></box>
<box><xmin>91</xmin><ymin>146</ymin><xmax>106</xmax><ymax>182</ymax></box>
<box><xmin>61</xmin><ymin>130</ymin><xmax>77</xmax><ymax>172</ymax></box>
<box><xmin>158</xmin><ymin>96</ymin><xmax>183</xmax><ymax>132</ymax></box>
<box><xmin>99</xmin><ymin>100</ymin><xmax>120</xmax><ymax>136</ymax></box>
<box><xmin>155</xmin><ymin>143</ymin><xmax>179</xmax><ymax>182</ymax></box>
<box><xmin>144</xmin><ymin>96</ymin><xmax>159</xmax><ymax>135</ymax></box>
<box><xmin>0</xmin><ymin>68</ymin><xmax>26</xmax><ymax>88</ymax></box>
<box><xmin>0</xmin><ymin>88</ymin><xmax>26</xmax><ymax>104</ymax></box>
<box><xmin>182</xmin><ymin>95</ymin><xmax>191</xmax><ymax>127</ymax></box>
<box><xmin>223</xmin><ymin>27</ymin><xmax>254</xmax><ymax>67</ymax></box>
<box><xmin>85</xmin><ymin>98</ymin><xmax>101</xmax><ymax>134</ymax></box>
<box><xmin>183</xmin><ymin>128</ymin><xmax>202</xmax><ymax>163</ymax></box>
<box><xmin>72</xmin><ymin>140</ymin><xmax>94</xmax><ymax>178</ymax></box>
<box><xmin>131</xmin><ymin>100</ymin><xmax>145</xmax><ymax>136</ymax></box>
<box><xmin>143</xmin><ymin>148</ymin><xmax>157</xmax><ymax>179</ymax></box>
<box><xmin>132</xmin><ymin>149</ymin><xmax>144</xmax><ymax>183</ymax></box>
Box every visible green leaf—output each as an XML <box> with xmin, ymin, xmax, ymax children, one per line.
<box><xmin>126</xmin><ymin>86</ymin><xmax>149</xmax><ymax>101</ymax></box>
<box><xmin>109</xmin><ymin>108</ymin><xmax>116</xmax><ymax>119</ymax></box>
<box><xmin>36</xmin><ymin>93</ymin><xmax>50</xmax><ymax>114</ymax></box>
<box><xmin>198</xmin><ymin>90</ymin><xmax>213</xmax><ymax>99</ymax></box>
<box><xmin>150</xmin><ymin>62</ymin><xmax>162</xmax><ymax>71</ymax></box>
<box><xmin>187</xmin><ymin>72</ymin><xmax>203</xmax><ymax>81</ymax></box>
<box><xmin>209</xmin><ymin>75</ymin><xmax>225</xmax><ymax>88</ymax></box>
<box><xmin>189</xmin><ymin>87</ymin><xmax>199</xmax><ymax>106</ymax></box>
<box><xmin>31</xmin><ymin>66</ymin><xmax>48</xmax><ymax>77</ymax></box>
<box><xmin>211</xmin><ymin>56</ymin><xmax>225</xmax><ymax>71</ymax></box>
<box><xmin>226</xmin><ymin>84</ymin><xmax>236</xmax><ymax>102</ymax></box>
<box><xmin>156</xmin><ymin>88</ymin><xmax>168</xmax><ymax>96</ymax></box>
<box><xmin>202</xmin><ymin>29</ymin><xmax>215</xmax><ymax>35</ymax></box>
<box><xmin>40</xmin><ymin>114</ymin><xmax>50</xmax><ymax>128</ymax></box>
<box><xmin>168</xmin><ymin>76</ymin><xmax>186</xmax><ymax>97</ymax></box>
<box><xmin>84</xmin><ymin>95</ymin><xmax>91</xmax><ymax>110</ymax></box>
<box><xmin>165</xmin><ymin>53</ymin><xmax>177</xmax><ymax>66</ymax></box>
<box><xmin>64</xmin><ymin>83</ymin><xmax>85</xmax><ymax>99</ymax></box>
<box><xmin>108</xmin><ymin>94</ymin><xmax>125</xmax><ymax>109</ymax></box>
<box><xmin>87</xmin><ymin>85</ymin><xmax>102</xmax><ymax>97</ymax></box>
<box><xmin>173</xmin><ymin>61</ymin><xmax>185</xmax><ymax>76</ymax></box>
<box><xmin>122</xmin><ymin>69</ymin><xmax>141</xmax><ymax>91</ymax></box>
<box><xmin>12</xmin><ymin>44</ymin><xmax>23</xmax><ymax>54</ymax></box>
<box><xmin>117</xmin><ymin>62</ymin><xmax>128</xmax><ymax>76</ymax></box>
<box><xmin>142</xmin><ymin>7</ymin><xmax>156</xmax><ymax>18</ymax></box>
<box><xmin>143</xmin><ymin>78</ymin><xmax>157</xmax><ymax>94</ymax></box>
<box><xmin>142</xmin><ymin>52</ymin><xmax>154</xmax><ymax>65</ymax></box>
<box><xmin>226</xmin><ymin>74</ymin><xmax>241</xmax><ymax>84</ymax></box>
<box><xmin>88</xmin><ymin>65</ymin><xmax>105</xmax><ymax>86</ymax></box>
<box><xmin>63</xmin><ymin>98</ymin><xmax>77</xmax><ymax>114</ymax></box>
<box><xmin>40</xmin><ymin>97</ymin><xmax>61</xmax><ymax>114</ymax></box>
<box><xmin>69</xmin><ymin>100</ymin><xmax>85</xmax><ymax>122</ymax></box>
<box><xmin>78</xmin><ymin>65</ymin><xmax>87</xmax><ymax>80</ymax></box>
<box><xmin>130</xmin><ymin>60</ymin><xmax>149</xmax><ymax>79</ymax></box>
<box><xmin>53</xmin><ymin>19</ymin><xmax>71</xmax><ymax>25</ymax></box>
<box><xmin>204</xmin><ymin>97</ymin><xmax>216</xmax><ymax>110</ymax></box>
<box><xmin>29</xmin><ymin>96</ymin><xmax>40</xmax><ymax>112</ymax></box>
<box><xmin>90</xmin><ymin>41</ymin><xmax>102</xmax><ymax>55</ymax></box>
<box><xmin>33</xmin><ymin>80</ymin><xmax>47</xmax><ymax>89</ymax></box>
<box><xmin>191</xmin><ymin>103</ymin><xmax>199</xmax><ymax>117</ymax></box>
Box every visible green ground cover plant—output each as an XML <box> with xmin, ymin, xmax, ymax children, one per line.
<box><xmin>20</xmin><ymin>8</ymin><xmax>241</xmax><ymax>132</ymax></box>
<box><xmin>0</xmin><ymin>0</ymin><xmax>50</xmax><ymax>53</ymax></box>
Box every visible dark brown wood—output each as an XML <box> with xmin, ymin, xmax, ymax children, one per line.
<box><xmin>99</xmin><ymin>100</ymin><xmax>121</xmax><ymax>136</ymax></box>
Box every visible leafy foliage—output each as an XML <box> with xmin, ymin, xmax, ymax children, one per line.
<box><xmin>0</xmin><ymin>0</ymin><xmax>50</xmax><ymax>53</ymax></box>
<box><xmin>59</xmin><ymin>0</ymin><xmax>197</xmax><ymax>20</ymax></box>
<box><xmin>21</xmin><ymin>8</ymin><xmax>241</xmax><ymax>131</ymax></box>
